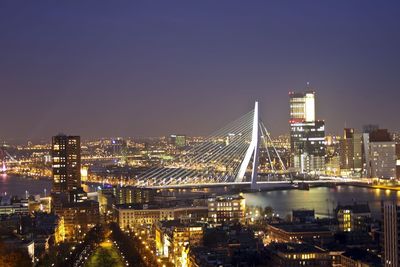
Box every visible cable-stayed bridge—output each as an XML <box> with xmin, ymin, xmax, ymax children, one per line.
<box><xmin>136</xmin><ymin>102</ymin><xmax>289</xmax><ymax>189</ymax></box>
<box><xmin>0</xmin><ymin>146</ymin><xmax>17</xmax><ymax>173</ymax></box>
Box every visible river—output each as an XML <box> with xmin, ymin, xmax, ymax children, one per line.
<box><xmin>244</xmin><ymin>185</ymin><xmax>398</xmax><ymax>219</ymax></box>
<box><xmin>1</xmin><ymin>175</ymin><xmax>397</xmax><ymax>219</ymax></box>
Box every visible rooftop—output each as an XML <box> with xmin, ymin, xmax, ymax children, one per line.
<box><xmin>268</xmin><ymin>223</ymin><xmax>332</xmax><ymax>233</ymax></box>
<box><xmin>336</xmin><ymin>202</ymin><xmax>370</xmax><ymax>214</ymax></box>
<box><xmin>267</xmin><ymin>242</ymin><xmax>325</xmax><ymax>254</ymax></box>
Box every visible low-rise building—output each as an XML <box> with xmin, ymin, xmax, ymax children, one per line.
<box><xmin>292</xmin><ymin>209</ymin><xmax>315</xmax><ymax>223</ymax></box>
<box><xmin>155</xmin><ymin>220</ymin><xmax>204</xmax><ymax>266</ymax></box>
<box><xmin>54</xmin><ymin>200</ymin><xmax>99</xmax><ymax>240</ymax></box>
<box><xmin>0</xmin><ymin>196</ymin><xmax>29</xmax><ymax>215</ymax></box>
<box><xmin>336</xmin><ymin>202</ymin><xmax>371</xmax><ymax>232</ymax></box>
<box><xmin>263</xmin><ymin>242</ymin><xmax>332</xmax><ymax>267</ymax></box>
<box><xmin>340</xmin><ymin>248</ymin><xmax>381</xmax><ymax>267</ymax></box>
<box><xmin>115</xmin><ymin>203</ymin><xmax>208</xmax><ymax>230</ymax></box>
<box><xmin>208</xmin><ymin>194</ymin><xmax>245</xmax><ymax>224</ymax></box>
<box><xmin>267</xmin><ymin>223</ymin><xmax>334</xmax><ymax>244</ymax></box>
<box><xmin>188</xmin><ymin>224</ymin><xmax>262</xmax><ymax>267</ymax></box>
<box><xmin>2</xmin><ymin>238</ymin><xmax>35</xmax><ymax>263</ymax></box>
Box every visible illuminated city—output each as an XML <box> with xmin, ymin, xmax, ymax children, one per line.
<box><xmin>1</xmin><ymin>1</ymin><xmax>400</xmax><ymax>267</ymax></box>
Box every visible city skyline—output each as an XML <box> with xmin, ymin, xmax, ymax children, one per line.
<box><xmin>1</xmin><ymin>1</ymin><xmax>400</xmax><ymax>141</ymax></box>
<box><xmin>2</xmin><ymin>2</ymin><xmax>400</xmax><ymax>267</ymax></box>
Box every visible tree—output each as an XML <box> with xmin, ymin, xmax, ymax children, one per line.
<box><xmin>263</xmin><ymin>206</ymin><xmax>274</xmax><ymax>218</ymax></box>
<box><xmin>0</xmin><ymin>242</ymin><xmax>32</xmax><ymax>267</ymax></box>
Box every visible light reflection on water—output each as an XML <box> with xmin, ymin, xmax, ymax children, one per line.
<box><xmin>244</xmin><ymin>186</ymin><xmax>398</xmax><ymax>219</ymax></box>
<box><xmin>2</xmin><ymin>175</ymin><xmax>399</xmax><ymax>220</ymax></box>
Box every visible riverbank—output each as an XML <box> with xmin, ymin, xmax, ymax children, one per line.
<box><xmin>351</xmin><ymin>183</ymin><xmax>400</xmax><ymax>192</ymax></box>
<box><xmin>244</xmin><ymin>185</ymin><xmax>399</xmax><ymax>220</ymax></box>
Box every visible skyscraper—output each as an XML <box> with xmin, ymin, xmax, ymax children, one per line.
<box><xmin>170</xmin><ymin>134</ymin><xmax>187</xmax><ymax>148</ymax></box>
<box><xmin>383</xmin><ymin>201</ymin><xmax>400</xmax><ymax>266</ymax></box>
<box><xmin>339</xmin><ymin>128</ymin><xmax>363</xmax><ymax>176</ymax></box>
<box><xmin>51</xmin><ymin>134</ymin><xmax>98</xmax><ymax>240</ymax></box>
<box><xmin>52</xmin><ymin>135</ymin><xmax>81</xmax><ymax>193</ymax></box>
<box><xmin>289</xmin><ymin>91</ymin><xmax>315</xmax><ymax>123</ymax></box>
<box><xmin>289</xmin><ymin>89</ymin><xmax>326</xmax><ymax>174</ymax></box>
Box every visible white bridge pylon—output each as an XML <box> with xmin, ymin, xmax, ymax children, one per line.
<box><xmin>136</xmin><ymin>101</ymin><xmax>287</xmax><ymax>189</ymax></box>
<box><xmin>235</xmin><ymin>101</ymin><xmax>259</xmax><ymax>189</ymax></box>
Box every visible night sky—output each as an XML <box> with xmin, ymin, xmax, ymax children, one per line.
<box><xmin>1</xmin><ymin>1</ymin><xmax>400</xmax><ymax>141</ymax></box>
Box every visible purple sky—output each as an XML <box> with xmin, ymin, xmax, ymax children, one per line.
<box><xmin>1</xmin><ymin>1</ymin><xmax>400</xmax><ymax>141</ymax></box>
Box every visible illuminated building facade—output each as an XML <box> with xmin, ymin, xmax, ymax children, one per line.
<box><xmin>339</xmin><ymin>128</ymin><xmax>363</xmax><ymax>176</ymax></box>
<box><xmin>54</xmin><ymin>200</ymin><xmax>99</xmax><ymax>240</ymax></box>
<box><xmin>113</xmin><ymin>187</ymin><xmax>155</xmax><ymax>205</ymax></box>
<box><xmin>397</xmin><ymin>144</ymin><xmax>400</xmax><ymax>179</ymax></box>
<box><xmin>266</xmin><ymin>223</ymin><xmax>333</xmax><ymax>244</ymax></box>
<box><xmin>52</xmin><ymin>135</ymin><xmax>81</xmax><ymax>193</ymax></box>
<box><xmin>369</xmin><ymin>142</ymin><xmax>396</xmax><ymax>179</ymax></box>
<box><xmin>54</xmin><ymin>216</ymin><xmax>65</xmax><ymax>244</ymax></box>
<box><xmin>290</xmin><ymin>120</ymin><xmax>326</xmax><ymax>174</ymax></box>
<box><xmin>170</xmin><ymin>134</ymin><xmax>187</xmax><ymax>148</ymax></box>
<box><xmin>264</xmin><ymin>242</ymin><xmax>332</xmax><ymax>266</ymax></box>
<box><xmin>99</xmin><ymin>186</ymin><xmax>156</xmax><ymax>218</ymax></box>
<box><xmin>383</xmin><ymin>201</ymin><xmax>400</xmax><ymax>267</ymax></box>
<box><xmin>208</xmin><ymin>194</ymin><xmax>245</xmax><ymax>224</ymax></box>
<box><xmin>155</xmin><ymin>220</ymin><xmax>203</xmax><ymax>267</ymax></box>
<box><xmin>0</xmin><ymin>196</ymin><xmax>29</xmax><ymax>215</ymax></box>
<box><xmin>336</xmin><ymin>203</ymin><xmax>371</xmax><ymax>232</ymax></box>
<box><xmin>289</xmin><ymin>90</ymin><xmax>326</xmax><ymax>174</ymax></box>
<box><xmin>115</xmin><ymin>204</ymin><xmax>207</xmax><ymax>230</ymax></box>
<box><xmin>289</xmin><ymin>90</ymin><xmax>315</xmax><ymax>122</ymax></box>
<box><xmin>367</xmin><ymin>129</ymin><xmax>396</xmax><ymax>179</ymax></box>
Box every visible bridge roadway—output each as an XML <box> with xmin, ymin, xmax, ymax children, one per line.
<box><xmin>138</xmin><ymin>176</ymin><xmax>371</xmax><ymax>189</ymax></box>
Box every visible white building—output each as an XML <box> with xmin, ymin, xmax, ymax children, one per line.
<box><xmin>114</xmin><ymin>204</ymin><xmax>208</xmax><ymax>230</ymax></box>
<box><xmin>369</xmin><ymin>141</ymin><xmax>396</xmax><ymax>179</ymax></box>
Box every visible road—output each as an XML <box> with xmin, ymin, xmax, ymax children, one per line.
<box><xmin>84</xmin><ymin>240</ymin><xmax>125</xmax><ymax>267</ymax></box>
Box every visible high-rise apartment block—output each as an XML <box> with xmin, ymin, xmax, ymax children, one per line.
<box><xmin>339</xmin><ymin>128</ymin><xmax>363</xmax><ymax>176</ymax></box>
<box><xmin>367</xmin><ymin>129</ymin><xmax>396</xmax><ymax>179</ymax></box>
<box><xmin>383</xmin><ymin>201</ymin><xmax>400</xmax><ymax>266</ymax></box>
<box><xmin>289</xmin><ymin>89</ymin><xmax>326</xmax><ymax>174</ymax></box>
<box><xmin>51</xmin><ymin>134</ymin><xmax>99</xmax><ymax>240</ymax></box>
<box><xmin>52</xmin><ymin>135</ymin><xmax>81</xmax><ymax>193</ymax></box>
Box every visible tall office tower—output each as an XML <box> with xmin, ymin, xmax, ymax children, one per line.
<box><xmin>170</xmin><ymin>134</ymin><xmax>186</xmax><ymax>148</ymax></box>
<box><xmin>396</xmin><ymin>144</ymin><xmax>400</xmax><ymax>179</ymax></box>
<box><xmin>340</xmin><ymin>128</ymin><xmax>354</xmax><ymax>171</ymax></box>
<box><xmin>289</xmin><ymin>91</ymin><xmax>315</xmax><ymax>122</ymax></box>
<box><xmin>368</xmin><ymin>129</ymin><xmax>396</xmax><ymax>179</ymax></box>
<box><xmin>289</xmin><ymin>89</ymin><xmax>326</xmax><ymax>174</ymax></box>
<box><xmin>52</xmin><ymin>135</ymin><xmax>81</xmax><ymax>193</ymax></box>
<box><xmin>339</xmin><ymin>128</ymin><xmax>363</xmax><ymax>176</ymax></box>
<box><xmin>383</xmin><ymin>201</ymin><xmax>400</xmax><ymax>266</ymax></box>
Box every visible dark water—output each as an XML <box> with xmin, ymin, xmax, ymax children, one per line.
<box><xmin>244</xmin><ymin>185</ymin><xmax>400</xmax><ymax>219</ymax></box>
<box><xmin>1</xmin><ymin>175</ymin><xmax>397</xmax><ymax>220</ymax></box>
<box><xmin>0</xmin><ymin>174</ymin><xmax>52</xmax><ymax>197</ymax></box>
<box><xmin>0</xmin><ymin>175</ymin><xmax>102</xmax><ymax>198</ymax></box>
